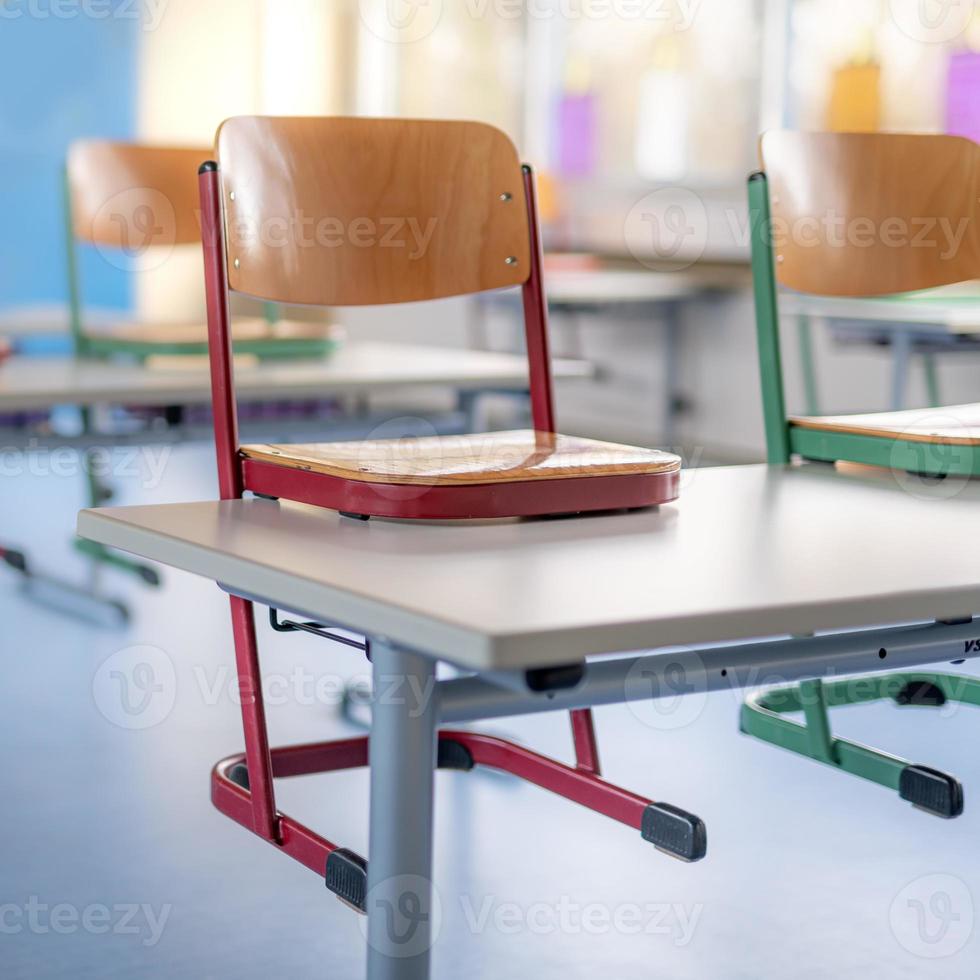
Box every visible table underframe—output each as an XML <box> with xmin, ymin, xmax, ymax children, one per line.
<box><xmin>281</xmin><ymin>609</ymin><xmax>980</xmax><ymax>979</ymax></box>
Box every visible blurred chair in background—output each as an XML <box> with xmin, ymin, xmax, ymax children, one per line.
<box><xmin>62</xmin><ymin>139</ymin><xmax>344</xmax><ymax>596</ymax></box>
<box><xmin>65</xmin><ymin>139</ymin><xmax>341</xmax><ymax>362</ymax></box>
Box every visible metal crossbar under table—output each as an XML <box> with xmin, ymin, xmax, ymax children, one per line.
<box><xmin>437</xmin><ymin>619</ymin><xmax>980</xmax><ymax>724</ymax></box>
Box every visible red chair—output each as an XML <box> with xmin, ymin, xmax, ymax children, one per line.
<box><xmin>199</xmin><ymin>116</ymin><xmax>699</xmax><ymax>912</ymax></box>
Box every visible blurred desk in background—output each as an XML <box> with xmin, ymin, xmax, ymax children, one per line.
<box><xmin>475</xmin><ymin>256</ymin><xmax>750</xmax><ymax>446</ymax></box>
<box><xmin>779</xmin><ymin>286</ymin><xmax>980</xmax><ymax>414</ymax></box>
<box><xmin>0</xmin><ymin>341</ymin><xmax>593</xmax><ymax>446</ymax></box>
<box><xmin>0</xmin><ymin>341</ymin><xmax>592</xmax><ymax>622</ymax></box>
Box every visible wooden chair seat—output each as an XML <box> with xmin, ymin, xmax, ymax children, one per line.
<box><xmin>89</xmin><ymin>317</ymin><xmax>339</xmax><ymax>345</ymax></box>
<box><xmin>790</xmin><ymin>403</ymin><xmax>980</xmax><ymax>445</ymax></box>
<box><xmin>241</xmin><ymin>430</ymin><xmax>680</xmax><ymax>487</ymax></box>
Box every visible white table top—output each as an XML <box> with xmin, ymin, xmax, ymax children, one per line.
<box><xmin>779</xmin><ymin>287</ymin><xmax>980</xmax><ymax>334</ymax></box>
<box><xmin>0</xmin><ymin>304</ymin><xmax>117</xmax><ymax>338</ymax></box>
<box><xmin>542</xmin><ymin>269</ymin><xmax>701</xmax><ymax>305</ymax></box>
<box><xmin>479</xmin><ymin>268</ymin><xmax>710</xmax><ymax>309</ymax></box>
<box><xmin>77</xmin><ymin>463</ymin><xmax>980</xmax><ymax>671</ymax></box>
<box><xmin>0</xmin><ymin>342</ymin><xmax>591</xmax><ymax>412</ymax></box>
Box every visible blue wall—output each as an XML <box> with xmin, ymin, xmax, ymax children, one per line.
<box><xmin>0</xmin><ymin>10</ymin><xmax>138</xmax><ymax>313</ymax></box>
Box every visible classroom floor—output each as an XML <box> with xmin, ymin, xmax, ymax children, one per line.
<box><xmin>3</xmin><ymin>444</ymin><xmax>979</xmax><ymax>979</ymax></box>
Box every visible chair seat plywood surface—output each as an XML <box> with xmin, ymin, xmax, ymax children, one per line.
<box><xmin>240</xmin><ymin>430</ymin><xmax>680</xmax><ymax>486</ymax></box>
<box><xmin>791</xmin><ymin>402</ymin><xmax>980</xmax><ymax>445</ymax></box>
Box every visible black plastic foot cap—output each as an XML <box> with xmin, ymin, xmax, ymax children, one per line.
<box><xmin>641</xmin><ymin>803</ymin><xmax>707</xmax><ymax>862</ymax></box>
<box><xmin>2</xmin><ymin>549</ymin><xmax>27</xmax><ymax>573</ymax></box>
<box><xmin>899</xmin><ymin>765</ymin><xmax>964</xmax><ymax>819</ymax></box>
<box><xmin>894</xmin><ymin>680</ymin><xmax>947</xmax><ymax>707</ymax></box>
<box><xmin>227</xmin><ymin>763</ymin><xmax>250</xmax><ymax>791</ymax></box>
<box><xmin>326</xmin><ymin>849</ymin><xmax>368</xmax><ymax>914</ymax></box>
<box><xmin>437</xmin><ymin>738</ymin><xmax>475</xmax><ymax>772</ymax></box>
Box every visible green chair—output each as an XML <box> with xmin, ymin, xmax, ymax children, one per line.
<box><xmin>65</xmin><ymin>139</ymin><xmax>342</xmax><ymax>361</ymax></box>
<box><xmin>65</xmin><ymin>140</ymin><xmax>342</xmax><ymax>595</ymax></box>
<box><xmin>744</xmin><ymin>131</ymin><xmax>980</xmax><ymax>817</ymax></box>
<box><xmin>749</xmin><ymin>130</ymin><xmax>980</xmax><ymax>477</ymax></box>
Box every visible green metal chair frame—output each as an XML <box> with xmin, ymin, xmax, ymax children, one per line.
<box><xmin>745</xmin><ymin>133</ymin><xmax>980</xmax><ymax>816</ymax></box>
<box><xmin>741</xmin><ymin>673</ymin><xmax>972</xmax><ymax>818</ymax></box>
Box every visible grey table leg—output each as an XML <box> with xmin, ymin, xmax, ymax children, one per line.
<box><xmin>366</xmin><ymin>640</ymin><xmax>439</xmax><ymax>980</ymax></box>
<box><xmin>455</xmin><ymin>389</ymin><xmax>481</xmax><ymax>432</ymax></box>
<box><xmin>796</xmin><ymin>314</ymin><xmax>820</xmax><ymax>415</ymax></box>
<box><xmin>922</xmin><ymin>352</ymin><xmax>941</xmax><ymax>407</ymax></box>
<box><xmin>663</xmin><ymin>300</ymin><xmax>681</xmax><ymax>449</ymax></box>
<box><xmin>890</xmin><ymin>329</ymin><xmax>912</xmax><ymax>411</ymax></box>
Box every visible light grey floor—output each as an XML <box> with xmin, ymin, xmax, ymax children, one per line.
<box><xmin>2</xmin><ymin>443</ymin><xmax>979</xmax><ymax>978</ymax></box>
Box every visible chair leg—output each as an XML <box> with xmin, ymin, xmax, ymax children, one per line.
<box><xmin>741</xmin><ymin>672</ymin><xmax>973</xmax><ymax>819</ymax></box>
<box><xmin>211</xmin><ymin>726</ymin><xmax>708</xmax><ymax>916</ymax></box>
<box><xmin>228</xmin><ymin>596</ymin><xmax>279</xmax><ymax>840</ymax></box>
<box><xmin>212</xmin><ymin>616</ymin><xmax>706</xmax><ymax>917</ymax></box>
<box><xmin>1</xmin><ymin>544</ymin><xmax>130</xmax><ymax>626</ymax></box>
<box><xmin>570</xmin><ymin>708</ymin><xmax>601</xmax><ymax>775</ymax></box>
<box><xmin>75</xmin><ymin>414</ymin><xmax>161</xmax><ymax>588</ymax></box>
<box><xmin>340</xmin><ymin>679</ymin><xmax>601</xmax><ymax>778</ymax></box>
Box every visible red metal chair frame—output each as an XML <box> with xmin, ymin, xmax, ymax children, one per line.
<box><xmin>198</xmin><ymin>148</ymin><xmax>697</xmax><ymax>908</ymax></box>
<box><xmin>212</xmin><ymin>730</ymin><xmax>695</xmax><ymax>904</ymax></box>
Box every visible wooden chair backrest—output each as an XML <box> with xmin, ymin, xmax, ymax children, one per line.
<box><xmin>214</xmin><ymin>116</ymin><xmax>531</xmax><ymax>306</ymax></box>
<box><xmin>67</xmin><ymin>141</ymin><xmax>207</xmax><ymax>248</ymax></box>
<box><xmin>760</xmin><ymin>131</ymin><xmax>980</xmax><ymax>296</ymax></box>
